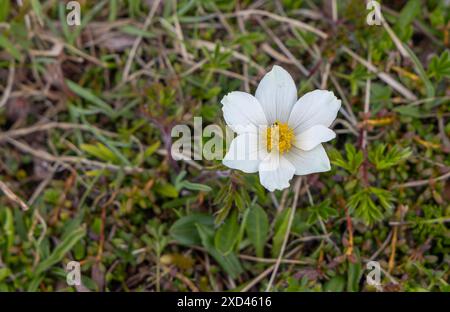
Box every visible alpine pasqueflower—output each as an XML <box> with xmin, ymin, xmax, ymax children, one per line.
<box><xmin>221</xmin><ymin>65</ymin><xmax>341</xmax><ymax>192</ymax></box>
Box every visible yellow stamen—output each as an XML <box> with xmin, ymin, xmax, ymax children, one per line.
<box><xmin>266</xmin><ymin>121</ymin><xmax>294</xmax><ymax>154</ymax></box>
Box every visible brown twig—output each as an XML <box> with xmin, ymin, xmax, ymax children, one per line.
<box><xmin>122</xmin><ymin>0</ymin><xmax>161</xmax><ymax>81</ymax></box>
<box><xmin>0</xmin><ymin>180</ymin><xmax>29</xmax><ymax>211</ymax></box>
<box><xmin>5</xmin><ymin>137</ymin><xmax>147</xmax><ymax>174</ymax></box>
<box><xmin>0</xmin><ymin>61</ymin><xmax>15</xmax><ymax>109</ymax></box>
<box><xmin>240</xmin><ymin>244</ymin><xmax>304</xmax><ymax>292</ymax></box>
<box><xmin>344</xmin><ymin>205</ymin><xmax>354</xmax><ymax>257</ymax></box>
<box><xmin>266</xmin><ymin>177</ymin><xmax>302</xmax><ymax>291</ymax></box>
<box><xmin>388</xmin><ymin>224</ymin><xmax>398</xmax><ymax>273</ymax></box>
<box><xmin>342</xmin><ymin>46</ymin><xmax>417</xmax><ymax>101</ymax></box>
<box><xmin>97</xmin><ymin>191</ymin><xmax>118</xmax><ymax>262</ymax></box>
<box><xmin>392</xmin><ymin>171</ymin><xmax>450</xmax><ymax>188</ymax></box>
<box><xmin>233</xmin><ymin>10</ymin><xmax>328</xmax><ymax>39</ymax></box>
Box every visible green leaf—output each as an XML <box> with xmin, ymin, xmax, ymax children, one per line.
<box><xmin>403</xmin><ymin>44</ymin><xmax>435</xmax><ymax>99</ymax></box>
<box><xmin>214</xmin><ymin>210</ymin><xmax>239</xmax><ymax>255</ymax></box>
<box><xmin>174</xmin><ymin>171</ymin><xmax>212</xmax><ymax>192</ymax></box>
<box><xmin>2</xmin><ymin>208</ymin><xmax>14</xmax><ymax>250</ymax></box>
<box><xmin>427</xmin><ymin>50</ymin><xmax>450</xmax><ymax>81</ymax></box>
<box><xmin>330</xmin><ymin>144</ymin><xmax>363</xmax><ymax>174</ymax></box>
<box><xmin>0</xmin><ymin>267</ymin><xmax>11</xmax><ymax>283</ymax></box>
<box><xmin>214</xmin><ymin>187</ymin><xmax>234</xmax><ymax>225</ymax></box>
<box><xmin>307</xmin><ymin>199</ymin><xmax>337</xmax><ymax>225</ymax></box>
<box><xmin>396</xmin><ymin>0</ymin><xmax>420</xmax><ymax>30</ymax></box>
<box><xmin>80</xmin><ymin>143</ymin><xmax>121</xmax><ymax>163</ymax></box>
<box><xmin>0</xmin><ymin>0</ymin><xmax>10</xmax><ymax>22</ymax></box>
<box><xmin>347</xmin><ymin>260</ymin><xmax>362</xmax><ymax>292</ymax></box>
<box><xmin>0</xmin><ymin>34</ymin><xmax>21</xmax><ymax>61</ymax></box>
<box><xmin>245</xmin><ymin>204</ymin><xmax>269</xmax><ymax>258</ymax></box>
<box><xmin>272</xmin><ymin>208</ymin><xmax>291</xmax><ymax>258</ymax></box>
<box><xmin>180</xmin><ymin>181</ymin><xmax>212</xmax><ymax>192</ymax></box>
<box><xmin>324</xmin><ymin>275</ymin><xmax>345</xmax><ymax>292</ymax></box>
<box><xmin>196</xmin><ymin>223</ymin><xmax>243</xmax><ymax>278</ymax></box>
<box><xmin>429</xmin><ymin>5</ymin><xmax>445</xmax><ymax>27</ymax></box>
<box><xmin>120</xmin><ymin>25</ymin><xmax>155</xmax><ymax>38</ymax></box>
<box><xmin>144</xmin><ymin>141</ymin><xmax>161</xmax><ymax>157</ymax></box>
<box><xmin>66</xmin><ymin>80</ymin><xmax>115</xmax><ymax>117</ymax></box>
<box><xmin>235</xmin><ymin>206</ymin><xmax>249</xmax><ymax>254</ymax></box>
<box><xmin>394</xmin><ymin>105</ymin><xmax>422</xmax><ymax>117</ymax></box>
<box><xmin>109</xmin><ymin>0</ymin><xmax>118</xmax><ymax>21</ymax></box>
<box><xmin>31</xmin><ymin>0</ymin><xmax>44</xmax><ymax>25</ymax></box>
<box><xmin>370</xmin><ymin>83</ymin><xmax>392</xmax><ymax>112</ymax></box>
<box><xmin>154</xmin><ymin>183</ymin><xmax>178</xmax><ymax>198</ymax></box>
<box><xmin>35</xmin><ymin>226</ymin><xmax>86</xmax><ymax>276</ymax></box>
<box><xmin>27</xmin><ymin>275</ymin><xmax>44</xmax><ymax>291</ymax></box>
<box><xmin>348</xmin><ymin>187</ymin><xmax>394</xmax><ymax>225</ymax></box>
<box><xmin>368</xmin><ymin>144</ymin><xmax>411</xmax><ymax>170</ymax></box>
<box><xmin>169</xmin><ymin>214</ymin><xmax>214</xmax><ymax>246</ymax></box>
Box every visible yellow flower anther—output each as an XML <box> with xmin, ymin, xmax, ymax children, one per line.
<box><xmin>266</xmin><ymin>121</ymin><xmax>294</xmax><ymax>154</ymax></box>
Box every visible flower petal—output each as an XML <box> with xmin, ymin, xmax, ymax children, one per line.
<box><xmin>288</xmin><ymin>90</ymin><xmax>341</xmax><ymax>133</ymax></box>
<box><xmin>223</xmin><ymin>132</ymin><xmax>267</xmax><ymax>173</ymax></box>
<box><xmin>255</xmin><ymin>65</ymin><xmax>298</xmax><ymax>124</ymax></box>
<box><xmin>258</xmin><ymin>152</ymin><xmax>295</xmax><ymax>192</ymax></box>
<box><xmin>221</xmin><ymin>91</ymin><xmax>267</xmax><ymax>133</ymax></box>
<box><xmin>294</xmin><ymin>125</ymin><xmax>336</xmax><ymax>151</ymax></box>
<box><xmin>284</xmin><ymin>144</ymin><xmax>331</xmax><ymax>176</ymax></box>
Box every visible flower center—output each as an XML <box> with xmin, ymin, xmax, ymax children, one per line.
<box><xmin>266</xmin><ymin>121</ymin><xmax>294</xmax><ymax>154</ymax></box>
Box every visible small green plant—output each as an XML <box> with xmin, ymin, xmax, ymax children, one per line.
<box><xmin>427</xmin><ymin>50</ymin><xmax>450</xmax><ymax>81</ymax></box>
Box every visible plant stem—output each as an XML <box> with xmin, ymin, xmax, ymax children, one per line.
<box><xmin>265</xmin><ymin>177</ymin><xmax>302</xmax><ymax>292</ymax></box>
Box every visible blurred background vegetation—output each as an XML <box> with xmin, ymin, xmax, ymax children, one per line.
<box><xmin>0</xmin><ymin>0</ymin><xmax>449</xmax><ymax>291</ymax></box>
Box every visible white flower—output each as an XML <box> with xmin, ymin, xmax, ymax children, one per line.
<box><xmin>221</xmin><ymin>65</ymin><xmax>341</xmax><ymax>192</ymax></box>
